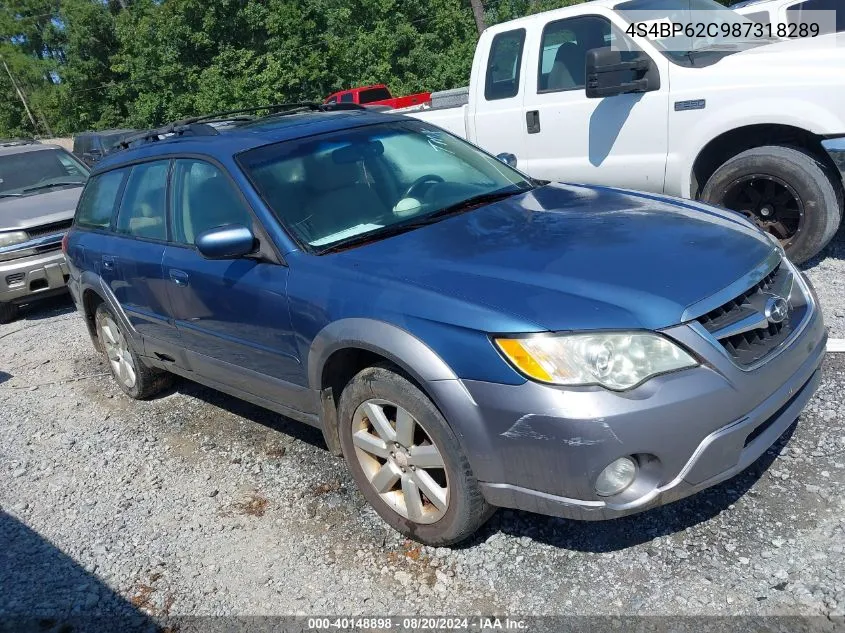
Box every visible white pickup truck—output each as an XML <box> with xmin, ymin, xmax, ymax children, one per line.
<box><xmin>401</xmin><ymin>0</ymin><xmax>845</xmax><ymax>263</ymax></box>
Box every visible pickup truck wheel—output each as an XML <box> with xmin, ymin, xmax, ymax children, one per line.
<box><xmin>0</xmin><ymin>302</ymin><xmax>18</xmax><ymax>324</ymax></box>
<box><xmin>94</xmin><ymin>303</ymin><xmax>172</xmax><ymax>399</ymax></box>
<box><xmin>338</xmin><ymin>365</ymin><xmax>494</xmax><ymax>546</ymax></box>
<box><xmin>701</xmin><ymin>145</ymin><xmax>842</xmax><ymax>264</ymax></box>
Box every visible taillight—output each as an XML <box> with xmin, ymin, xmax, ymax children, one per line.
<box><xmin>61</xmin><ymin>232</ymin><xmax>69</xmax><ymax>254</ymax></box>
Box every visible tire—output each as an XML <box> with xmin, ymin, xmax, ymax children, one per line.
<box><xmin>0</xmin><ymin>302</ymin><xmax>18</xmax><ymax>324</ymax></box>
<box><xmin>338</xmin><ymin>365</ymin><xmax>494</xmax><ymax>546</ymax></box>
<box><xmin>700</xmin><ymin>145</ymin><xmax>843</xmax><ymax>264</ymax></box>
<box><xmin>94</xmin><ymin>303</ymin><xmax>172</xmax><ymax>399</ymax></box>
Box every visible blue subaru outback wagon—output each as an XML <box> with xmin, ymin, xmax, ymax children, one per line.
<box><xmin>66</xmin><ymin>104</ymin><xmax>826</xmax><ymax>545</ymax></box>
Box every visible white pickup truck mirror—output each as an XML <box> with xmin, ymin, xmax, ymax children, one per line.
<box><xmin>496</xmin><ymin>153</ymin><xmax>518</xmax><ymax>168</ymax></box>
<box><xmin>585</xmin><ymin>48</ymin><xmax>659</xmax><ymax>99</ymax></box>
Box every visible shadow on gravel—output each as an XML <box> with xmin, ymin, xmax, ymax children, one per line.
<box><xmin>471</xmin><ymin>422</ymin><xmax>797</xmax><ymax>553</ymax></box>
<box><xmin>16</xmin><ymin>294</ymin><xmax>75</xmax><ymax>323</ymax></box>
<box><xmin>0</xmin><ymin>511</ymin><xmax>157</xmax><ymax>633</ymax></box>
<box><xmin>172</xmin><ymin>380</ymin><xmax>329</xmax><ymax>451</ymax></box>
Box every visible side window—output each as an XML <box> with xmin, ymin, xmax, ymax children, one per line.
<box><xmin>74</xmin><ymin>136</ymin><xmax>88</xmax><ymax>155</ymax></box>
<box><xmin>485</xmin><ymin>29</ymin><xmax>526</xmax><ymax>101</ymax></box>
<box><xmin>169</xmin><ymin>159</ymin><xmax>253</xmax><ymax>246</ymax></box>
<box><xmin>327</xmin><ymin>96</ymin><xmax>338</xmax><ymax>104</ymax></box>
<box><xmin>538</xmin><ymin>16</ymin><xmax>641</xmax><ymax>93</ymax></box>
<box><xmin>340</xmin><ymin>93</ymin><xmax>354</xmax><ymax>103</ymax></box>
<box><xmin>75</xmin><ymin>169</ymin><xmax>126</xmax><ymax>229</ymax></box>
<box><xmin>788</xmin><ymin>0</ymin><xmax>844</xmax><ymax>30</ymax></box>
<box><xmin>115</xmin><ymin>160</ymin><xmax>170</xmax><ymax>241</ymax></box>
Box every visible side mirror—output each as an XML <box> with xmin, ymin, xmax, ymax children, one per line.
<box><xmin>195</xmin><ymin>225</ymin><xmax>257</xmax><ymax>259</ymax></box>
<box><xmin>496</xmin><ymin>153</ymin><xmax>518</xmax><ymax>168</ymax></box>
<box><xmin>585</xmin><ymin>48</ymin><xmax>659</xmax><ymax>99</ymax></box>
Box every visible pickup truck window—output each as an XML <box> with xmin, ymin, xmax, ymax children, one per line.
<box><xmin>538</xmin><ymin>16</ymin><xmax>642</xmax><ymax>93</ymax></box>
<box><xmin>789</xmin><ymin>0</ymin><xmax>845</xmax><ymax>30</ymax></box>
<box><xmin>341</xmin><ymin>93</ymin><xmax>354</xmax><ymax>103</ymax></box>
<box><xmin>239</xmin><ymin>121</ymin><xmax>532</xmax><ymax>251</ymax></box>
<box><xmin>485</xmin><ymin>28</ymin><xmax>526</xmax><ymax>101</ymax></box>
<box><xmin>360</xmin><ymin>87</ymin><xmax>392</xmax><ymax>104</ymax></box>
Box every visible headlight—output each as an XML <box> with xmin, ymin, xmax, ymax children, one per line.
<box><xmin>495</xmin><ymin>332</ymin><xmax>698</xmax><ymax>390</ymax></box>
<box><xmin>0</xmin><ymin>231</ymin><xmax>28</xmax><ymax>248</ymax></box>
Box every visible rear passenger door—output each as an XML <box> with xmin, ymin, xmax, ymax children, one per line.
<box><xmin>470</xmin><ymin>28</ymin><xmax>529</xmax><ymax>164</ymax></box>
<box><xmin>161</xmin><ymin>159</ymin><xmax>307</xmax><ymax>412</ymax></box>
<box><xmin>109</xmin><ymin>159</ymin><xmax>177</xmax><ymax>345</ymax></box>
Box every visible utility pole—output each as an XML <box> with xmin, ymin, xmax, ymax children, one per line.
<box><xmin>0</xmin><ymin>55</ymin><xmax>39</xmax><ymax>133</ymax></box>
<box><xmin>469</xmin><ymin>0</ymin><xmax>487</xmax><ymax>34</ymax></box>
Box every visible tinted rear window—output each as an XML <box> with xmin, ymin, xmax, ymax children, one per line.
<box><xmin>75</xmin><ymin>169</ymin><xmax>126</xmax><ymax>229</ymax></box>
<box><xmin>359</xmin><ymin>87</ymin><xmax>392</xmax><ymax>104</ymax></box>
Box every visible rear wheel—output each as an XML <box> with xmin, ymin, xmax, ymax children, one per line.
<box><xmin>0</xmin><ymin>302</ymin><xmax>18</xmax><ymax>324</ymax></box>
<box><xmin>338</xmin><ymin>365</ymin><xmax>494</xmax><ymax>546</ymax></box>
<box><xmin>94</xmin><ymin>303</ymin><xmax>171</xmax><ymax>399</ymax></box>
<box><xmin>701</xmin><ymin>145</ymin><xmax>843</xmax><ymax>264</ymax></box>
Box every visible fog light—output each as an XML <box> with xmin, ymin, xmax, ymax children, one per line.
<box><xmin>595</xmin><ymin>457</ymin><xmax>637</xmax><ymax>497</ymax></box>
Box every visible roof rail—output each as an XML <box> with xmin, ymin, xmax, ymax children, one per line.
<box><xmin>117</xmin><ymin>102</ymin><xmax>368</xmax><ymax>150</ymax></box>
<box><xmin>0</xmin><ymin>139</ymin><xmax>39</xmax><ymax>148</ymax></box>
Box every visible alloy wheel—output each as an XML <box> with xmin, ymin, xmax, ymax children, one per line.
<box><xmin>97</xmin><ymin>314</ymin><xmax>137</xmax><ymax>390</ymax></box>
<box><xmin>351</xmin><ymin>399</ymin><xmax>449</xmax><ymax>524</ymax></box>
<box><xmin>722</xmin><ymin>174</ymin><xmax>804</xmax><ymax>246</ymax></box>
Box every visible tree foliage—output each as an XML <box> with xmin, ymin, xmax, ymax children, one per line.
<box><xmin>0</xmin><ymin>0</ymin><xmax>729</xmax><ymax>137</ymax></box>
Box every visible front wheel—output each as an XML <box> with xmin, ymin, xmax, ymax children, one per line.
<box><xmin>700</xmin><ymin>145</ymin><xmax>843</xmax><ymax>264</ymax></box>
<box><xmin>0</xmin><ymin>302</ymin><xmax>18</xmax><ymax>324</ymax></box>
<box><xmin>338</xmin><ymin>365</ymin><xmax>494</xmax><ymax>546</ymax></box>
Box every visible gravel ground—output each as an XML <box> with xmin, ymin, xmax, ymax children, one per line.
<box><xmin>803</xmin><ymin>228</ymin><xmax>845</xmax><ymax>339</ymax></box>
<box><xmin>1</xmin><ymin>272</ymin><xmax>844</xmax><ymax>625</ymax></box>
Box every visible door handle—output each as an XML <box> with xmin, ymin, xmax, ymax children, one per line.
<box><xmin>102</xmin><ymin>256</ymin><xmax>115</xmax><ymax>271</ymax></box>
<box><xmin>526</xmin><ymin>110</ymin><xmax>541</xmax><ymax>134</ymax></box>
<box><xmin>169</xmin><ymin>269</ymin><xmax>189</xmax><ymax>287</ymax></box>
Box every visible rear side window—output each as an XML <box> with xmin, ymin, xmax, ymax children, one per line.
<box><xmin>485</xmin><ymin>29</ymin><xmax>526</xmax><ymax>101</ymax></box>
<box><xmin>115</xmin><ymin>160</ymin><xmax>170</xmax><ymax>241</ymax></box>
<box><xmin>75</xmin><ymin>169</ymin><xmax>126</xmax><ymax>229</ymax></box>
<box><xmin>169</xmin><ymin>159</ymin><xmax>253</xmax><ymax>245</ymax></box>
<box><xmin>359</xmin><ymin>87</ymin><xmax>391</xmax><ymax>104</ymax></box>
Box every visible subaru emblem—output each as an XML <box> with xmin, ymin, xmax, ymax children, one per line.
<box><xmin>765</xmin><ymin>296</ymin><xmax>789</xmax><ymax>325</ymax></box>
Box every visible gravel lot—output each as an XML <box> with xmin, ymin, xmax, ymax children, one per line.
<box><xmin>2</xmin><ymin>235</ymin><xmax>845</xmax><ymax>626</ymax></box>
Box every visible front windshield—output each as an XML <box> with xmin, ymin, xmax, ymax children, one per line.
<box><xmin>0</xmin><ymin>148</ymin><xmax>89</xmax><ymax>197</ymax></box>
<box><xmin>239</xmin><ymin>121</ymin><xmax>533</xmax><ymax>252</ymax></box>
<box><xmin>616</xmin><ymin>0</ymin><xmax>773</xmax><ymax>64</ymax></box>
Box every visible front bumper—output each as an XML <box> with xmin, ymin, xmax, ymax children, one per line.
<box><xmin>428</xmin><ymin>273</ymin><xmax>826</xmax><ymax>521</ymax></box>
<box><xmin>0</xmin><ymin>249</ymin><xmax>69</xmax><ymax>304</ymax></box>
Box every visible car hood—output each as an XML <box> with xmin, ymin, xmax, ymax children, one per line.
<box><xmin>714</xmin><ymin>31</ymin><xmax>845</xmax><ymax>75</ymax></box>
<box><xmin>0</xmin><ymin>186</ymin><xmax>82</xmax><ymax>231</ymax></box>
<box><xmin>334</xmin><ymin>184</ymin><xmax>777</xmax><ymax>332</ymax></box>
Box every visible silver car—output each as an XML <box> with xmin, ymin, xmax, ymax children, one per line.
<box><xmin>0</xmin><ymin>141</ymin><xmax>89</xmax><ymax>322</ymax></box>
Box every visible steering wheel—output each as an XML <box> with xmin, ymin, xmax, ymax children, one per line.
<box><xmin>402</xmin><ymin>174</ymin><xmax>444</xmax><ymax>201</ymax></box>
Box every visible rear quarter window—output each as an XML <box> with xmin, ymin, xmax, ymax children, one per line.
<box><xmin>75</xmin><ymin>169</ymin><xmax>126</xmax><ymax>230</ymax></box>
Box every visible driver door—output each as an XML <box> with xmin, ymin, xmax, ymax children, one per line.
<box><xmin>521</xmin><ymin>13</ymin><xmax>670</xmax><ymax>193</ymax></box>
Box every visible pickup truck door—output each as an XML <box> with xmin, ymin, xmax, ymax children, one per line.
<box><xmin>469</xmin><ymin>27</ymin><xmax>530</xmax><ymax>163</ymax></box>
<box><xmin>520</xmin><ymin>13</ymin><xmax>670</xmax><ymax>193</ymax></box>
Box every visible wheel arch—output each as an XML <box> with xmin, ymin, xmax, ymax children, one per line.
<box><xmin>308</xmin><ymin>319</ymin><xmax>460</xmax><ymax>456</ymax></box>
<box><xmin>689</xmin><ymin>123</ymin><xmax>839</xmax><ymax>200</ymax></box>
<box><xmin>77</xmin><ymin>271</ymin><xmax>138</xmax><ymax>351</ymax></box>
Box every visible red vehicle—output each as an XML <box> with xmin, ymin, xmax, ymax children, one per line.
<box><xmin>323</xmin><ymin>84</ymin><xmax>431</xmax><ymax>110</ymax></box>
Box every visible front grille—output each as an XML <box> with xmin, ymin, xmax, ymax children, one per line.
<box><xmin>696</xmin><ymin>260</ymin><xmax>808</xmax><ymax>367</ymax></box>
<box><xmin>26</xmin><ymin>220</ymin><xmax>72</xmax><ymax>238</ymax></box>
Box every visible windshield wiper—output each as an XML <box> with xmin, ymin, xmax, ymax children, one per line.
<box><xmin>22</xmin><ymin>181</ymin><xmax>84</xmax><ymax>193</ymax></box>
<box><xmin>319</xmin><ymin>188</ymin><xmax>528</xmax><ymax>254</ymax></box>
<box><xmin>0</xmin><ymin>193</ymin><xmax>23</xmax><ymax>198</ymax></box>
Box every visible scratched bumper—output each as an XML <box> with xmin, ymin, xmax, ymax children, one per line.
<box><xmin>427</xmin><ymin>289</ymin><xmax>826</xmax><ymax>521</ymax></box>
